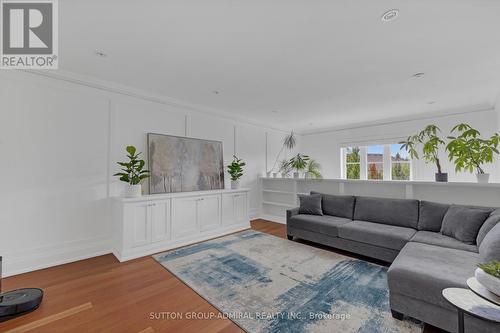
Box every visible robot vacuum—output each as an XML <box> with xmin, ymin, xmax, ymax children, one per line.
<box><xmin>0</xmin><ymin>288</ymin><xmax>43</xmax><ymax>322</ymax></box>
<box><xmin>0</xmin><ymin>257</ymin><xmax>43</xmax><ymax>322</ymax></box>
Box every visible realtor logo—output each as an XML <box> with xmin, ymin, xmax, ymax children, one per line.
<box><xmin>1</xmin><ymin>0</ymin><xmax>58</xmax><ymax>69</ymax></box>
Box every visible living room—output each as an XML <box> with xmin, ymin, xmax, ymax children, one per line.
<box><xmin>1</xmin><ymin>1</ymin><xmax>500</xmax><ymax>332</ymax></box>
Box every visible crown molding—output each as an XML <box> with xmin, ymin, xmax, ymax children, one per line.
<box><xmin>18</xmin><ymin>69</ymin><xmax>293</xmax><ymax>134</ymax></box>
<box><xmin>298</xmin><ymin>104</ymin><xmax>494</xmax><ymax>136</ymax></box>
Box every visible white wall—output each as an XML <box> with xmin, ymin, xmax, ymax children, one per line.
<box><xmin>0</xmin><ymin>71</ymin><xmax>295</xmax><ymax>276</ymax></box>
<box><xmin>301</xmin><ymin>108</ymin><xmax>500</xmax><ymax>182</ymax></box>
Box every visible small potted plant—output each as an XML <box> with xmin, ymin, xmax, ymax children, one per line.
<box><xmin>288</xmin><ymin>153</ymin><xmax>310</xmax><ymax>179</ymax></box>
<box><xmin>305</xmin><ymin>159</ymin><xmax>323</xmax><ymax>179</ymax></box>
<box><xmin>400</xmin><ymin>125</ymin><xmax>447</xmax><ymax>182</ymax></box>
<box><xmin>227</xmin><ymin>155</ymin><xmax>245</xmax><ymax>189</ymax></box>
<box><xmin>278</xmin><ymin>159</ymin><xmax>292</xmax><ymax>178</ymax></box>
<box><xmin>476</xmin><ymin>260</ymin><xmax>500</xmax><ymax>296</ymax></box>
<box><xmin>446</xmin><ymin>123</ymin><xmax>500</xmax><ymax>183</ymax></box>
<box><xmin>114</xmin><ymin>146</ymin><xmax>150</xmax><ymax>198</ymax></box>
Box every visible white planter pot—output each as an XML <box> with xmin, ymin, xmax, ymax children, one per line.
<box><xmin>293</xmin><ymin>172</ymin><xmax>300</xmax><ymax>179</ymax></box>
<box><xmin>273</xmin><ymin>173</ymin><xmax>278</xmax><ymax>178</ymax></box>
<box><xmin>476</xmin><ymin>173</ymin><xmax>490</xmax><ymax>184</ymax></box>
<box><xmin>304</xmin><ymin>172</ymin><xmax>310</xmax><ymax>179</ymax></box>
<box><xmin>125</xmin><ymin>184</ymin><xmax>142</xmax><ymax>198</ymax></box>
<box><xmin>475</xmin><ymin>267</ymin><xmax>500</xmax><ymax>296</ymax></box>
<box><xmin>266</xmin><ymin>171</ymin><xmax>272</xmax><ymax>178</ymax></box>
<box><xmin>231</xmin><ymin>180</ymin><xmax>240</xmax><ymax>189</ymax></box>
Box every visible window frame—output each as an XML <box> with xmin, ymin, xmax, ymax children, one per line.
<box><xmin>341</xmin><ymin>144</ymin><xmax>412</xmax><ymax>181</ymax></box>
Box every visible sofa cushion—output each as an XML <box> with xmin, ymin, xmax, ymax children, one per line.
<box><xmin>353</xmin><ymin>196</ymin><xmax>419</xmax><ymax>228</ymax></box>
<box><xmin>418</xmin><ymin>201</ymin><xmax>449</xmax><ymax>232</ymax></box>
<box><xmin>388</xmin><ymin>242</ymin><xmax>479</xmax><ymax>309</ymax></box>
<box><xmin>477</xmin><ymin>213</ymin><xmax>500</xmax><ymax>247</ymax></box>
<box><xmin>411</xmin><ymin>231</ymin><xmax>478</xmax><ymax>252</ymax></box>
<box><xmin>440</xmin><ymin>205</ymin><xmax>491</xmax><ymax>244</ymax></box>
<box><xmin>338</xmin><ymin>220</ymin><xmax>416</xmax><ymax>251</ymax></box>
<box><xmin>298</xmin><ymin>194</ymin><xmax>323</xmax><ymax>216</ymax></box>
<box><xmin>310</xmin><ymin>191</ymin><xmax>355</xmax><ymax>219</ymax></box>
<box><xmin>479</xmin><ymin>222</ymin><xmax>500</xmax><ymax>262</ymax></box>
<box><xmin>288</xmin><ymin>214</ymin><xmax>351</xmax><ymax>237</ymax></box>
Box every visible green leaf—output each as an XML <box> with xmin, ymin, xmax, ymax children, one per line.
<box><xmin>126</xmin><ymin>146</ymin><xmax>136</xmax><ymax>156</ymax></box>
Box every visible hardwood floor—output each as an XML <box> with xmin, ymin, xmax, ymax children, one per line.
<box><xmin>1</xmin><ymin>220</ymin><xmax>444</xmax><ymax>333</ymax></box>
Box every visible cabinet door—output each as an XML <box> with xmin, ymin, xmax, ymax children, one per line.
<box><xmin>221</xmin><ymin>194</ymin><xmax>235</xmax><ymax>226</ymax></box>
<box><xmin>222</xmin><ymin>193</ymin><xmax>248</xmax><ymax>226</ymax></box>
<box><xmin>128</xmin><ymin>202</ymin><xmax>151</xmax><ymax>248</ymax></box>
<box><xmin>198</xmin><ymin>195</ymin><xmax>221</xmax><ymax>232</ymax></box>
<box><xmin>234</xmin><ymin>193</ymin><xmax>248</xmax><ymax>225</ymax></box>
<box><xmin>151</xmin><ymin>200</ymin><xmax>171</xmax><ymax>242</ymax></box>
<box><xmin>172</xmin><ymin>197</ymin><xmax>199</xmax><ymax>238</ymax></box>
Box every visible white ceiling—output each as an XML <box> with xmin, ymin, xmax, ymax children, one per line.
<box><xmin>59</xmin><ymin>0</ymin><xmax>500</xmax><ymax>133</ymax></box>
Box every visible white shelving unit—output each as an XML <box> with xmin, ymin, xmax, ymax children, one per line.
<box><xmin>261</xmin><ymin>177</ymin><xmax>500</xmax><ymax>224</ymax></box>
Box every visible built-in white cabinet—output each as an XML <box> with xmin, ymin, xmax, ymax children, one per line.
<box><xmin>198</xmin><ymin>195</ymin><xmax>222</xmax><ymax>232</ymax></box>
<box><xmin>222</xmin><ymin>192</ymin><xmax>248</xmax><ymax>226</ymax></box>
<box><xmin>151</xmin><ymin>199</ymin><xmax>171</xmax><ymax>243</ymax></box>
<box><xmin>113</xmin><ymin>189</ymin><xmax>249</xmax><ymax>262</ymax></box>
<box><xmin>171</xmin><ymin>196</ymin><xmax>199</xmax><ymax>238</ymax></box>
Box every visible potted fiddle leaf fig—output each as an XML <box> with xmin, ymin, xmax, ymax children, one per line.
<box><xmin>476</xmin><ymin>261</ymin><xmax>500</xmax><ymax>296</ymax></box>
<box><xmin>288</xmin><ymin>153</ymin><xmax>309</xmax><ymax>179</ymax></box>
<box><xmin>114</xmin><ymin>146</ymin><xmax>150</xmax><ymax>198</ymax></box>
<box><xmin>446</xmin><ymin>123</ymin><xmax>500</xmax><ymax>183</ymax></box>
<box><xmin>227</xmin><ymin>155</ymin><xmax>246</xmax><ymax>189</ymax></box>
<box><xmin>400</xmin><ymin>125</ymin><xmax>447</xmax><ymax>182</ymax></box>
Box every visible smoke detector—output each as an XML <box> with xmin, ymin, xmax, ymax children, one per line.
<box><xmin>94</xmin><ymin>50</ymin><xmax>108</xmax><ymax>58</ymax></box>
<box><xmin>381</xmin><ymin>9</ymin><xmax>399</xmax><ymax>22</ymax></box>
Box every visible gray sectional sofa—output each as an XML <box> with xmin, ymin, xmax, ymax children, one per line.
<box><xmin>286</xmin><ymin>192</ymin><xmax>500</xmax><ymax>333</ymax></box>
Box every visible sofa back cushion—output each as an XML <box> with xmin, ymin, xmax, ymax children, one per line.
<box><xmin>310</xmin><ymin>191</ymin><xmax>355</xmax><ymax>219</ymax></box>
<box><xmin>418</xmin><ymin>201</ymin><xmax>450</xmax><ymax>232</ymax></box>
<box><xmin>353</xmin><ymin>196</ymin><xmax>419</xmax><ymax>228</ymax></box>
<box><xmin>477</xmin><ymin>209</ymin><xmax>500</xmax><ymax>246</ymax></box>
<box><xmin>298</xmin><ymin>194</ymin><xmax>323</xmax><ymax>216</ymax></box>
<box><xmin>440</xmin><ymin>205</ymin><xmax>492</xmax><ymax>244</ymax></box>
<box><xmin>479</xmin><ymin>222</ymin><xmax>500</xmax><ymax>262</ymax></box>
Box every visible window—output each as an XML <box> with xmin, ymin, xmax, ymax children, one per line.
<box><xmin>367</xmin><ymin>145</ymin><xmax>383</xmax><ymax>180</ymax></box>
<box><xmin>391</xmin><ymin>144</ymin><xmax>411</xmax><ymax>180</ymax></box>
<box><xmin>342</xmin><ymin>143</ymin><xmax>412</xmax><ymax>181</ymax></box>
<box><xmin>345</xmin><ymin>147</ymin><xmax>361</xmax><ymax>179</ymax></box>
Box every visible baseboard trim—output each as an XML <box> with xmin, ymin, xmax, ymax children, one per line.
<box><xmin>2</xmin><ymin>236</ymin><xmax>112</xmax><ymax>277</ymax></box>
<box><xmin>115</xmin><ymin>223</ymin><xmax>251</xmax><ymax>262</ymax></box>
<box><xmin>260</xmin><ymin>214</ymin><xmax>286</xmax><ymax>224</ymax></box>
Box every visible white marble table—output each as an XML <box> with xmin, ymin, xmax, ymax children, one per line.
<box><xmin>442</xmin><ymin>288</ymin><xmax>500</xmax><ymax>333</ymax></box>
<box><xmin>467</xmin><ymin>277</ymin><xmax>500</xmax><ymax>306</ymax></box>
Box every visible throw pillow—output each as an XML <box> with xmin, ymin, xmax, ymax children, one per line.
<box><xmin>418</xmin><ymin>201</ymin><xmax>450</xmax><ymax>232</ymax></box>
<box><xmin>440</xmin><ymin>205</ymin><xmax>491</xmax><ymax>244</ymax></box>
<box><xmin>298</xmin><ymin>194</ymin><xmax>323</xmax><ymax>216</ymax></box>
<box><xmin>479</xmin><ymin>222</ymin><xmax>500</xmax><ymax>262</ymax></box>
<box><xmin>477</xmin><ymin>213</ymin><xmax>500</xmax><ymax>246</ymax></box>
<box><xmin>310</xmin><ymin>191</ymin><xmax>355</xmax><ymax>219</ymax></box>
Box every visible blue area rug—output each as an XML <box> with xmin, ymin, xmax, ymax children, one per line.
<box><xmin>154</xmin><ymin>230</ymin><xmax>422</xmax><ymax>333</ymax></box>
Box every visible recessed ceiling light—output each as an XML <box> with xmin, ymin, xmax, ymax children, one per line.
<box><xmin>412</xmin><ymin>72</ymin><xmax>425</xmax><ymax>78</ymax></box>
<box><xmin>94</xmin><ymin>49</ymin><xmax>107</xmax><ymax>58</ymax></box>
<box><xmin>381</xmin><ymin>9</ymin><xmax>399</xmax><ymax>22</ymax></box>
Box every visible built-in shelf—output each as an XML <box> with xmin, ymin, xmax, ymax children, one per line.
<box><xmin>262</xmin><ymin>201</ymin><xmax>295</xmax><ymax>208</ymax></box>
<box><xmin>262</xmin><ymin>189</ymin><xmax>295</xmax><ymax>195</ymax></box>
<box><xmin>260</xmin><ymin>177</ymin><xmax>500</xmax><ymax>224</ymax></box>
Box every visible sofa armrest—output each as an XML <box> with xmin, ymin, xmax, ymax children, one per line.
<box><xmin>286</xmin><ymin>207</ymin><xmax>300</xmax><ymax>222</ymax></box>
